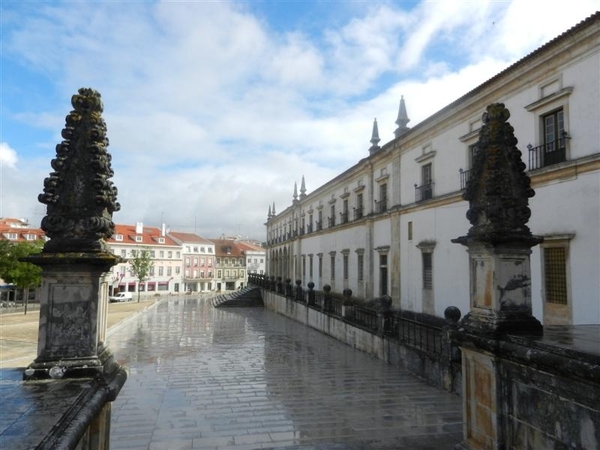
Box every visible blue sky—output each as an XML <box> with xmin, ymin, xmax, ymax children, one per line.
<box><xmin>1</xmin><ymin>0</ymin><xmax>598</xmax><ymax>239</ymax></box>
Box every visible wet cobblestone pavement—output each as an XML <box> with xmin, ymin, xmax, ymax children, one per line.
<box><xmin>108</xmin><ymin>298</ymin><xmax>462</xmax><ymax>450</ymax></box>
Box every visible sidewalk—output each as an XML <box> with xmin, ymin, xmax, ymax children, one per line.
<box><xmin>0</xmin><ymin>297</ymin><xmax>160</xmax><ymax>370</ymax></box>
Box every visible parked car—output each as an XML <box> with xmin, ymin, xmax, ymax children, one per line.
<box><xmin>109</xmin><ymin>292</ymin><xmax>133</xmax><ymax>303</ymax></box>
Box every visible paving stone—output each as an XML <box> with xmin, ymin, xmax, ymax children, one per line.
<box><xmin>108</xmin><ymin>298</ymin><xmax>462</xmax><ymax>449</ymax></box>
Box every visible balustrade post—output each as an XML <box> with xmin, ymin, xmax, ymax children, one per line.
<box><xmin>270</xmin><ymin>276</ymin><xmax>276</xmax><ymax>292</ymax></box>
<box><xmin>285</xmin><ymin>278</ymin><xmax>292</xmax><ymax>298</ymax></box>
<box><xmin>276</xmin><ymin>277</ymin><xmax>283</xmax><ymax>294</ymax></box>
<box><xmin>322</xmin><ymin>284</ymin><xmax>331</xmax><ymax>312</ymax></box>
<box><xmin>377</xmin><ymin>295</ymin><xmax>392</xmax><ymax>337</ymax></box>
<box><xmin>342</xmin><ymin>288</ymin><xmax>354</xmax><ymax>320</ymax></box>
<box><xmin>307</xmin><ymin>282</ymin><xmax>315</xmax><ymax>306</ymax></box>
<box><xmin>294</xmin><ymin>279</ymin><xmax>303</xmax><ymax>302</ymax></box>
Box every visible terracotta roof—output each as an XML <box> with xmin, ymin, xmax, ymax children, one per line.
<box><xmin>107</xmin><ymin>224</ymin><xmax>180</xmax><ymax>246</ymax></box>
<box><xmin>236</xmin><ymin>241</ymin><xmax>264</xmax><ymax>252</ymax></box>
<box><xmin>0</xmin><ymin>224</ymin><xmax>45</xmax><ymax>243</ymax></box>
<box><xmin>168</xmin><ymin>232</ymin><xmax>213</xmax><ymax>245</ymax></box>
<box><xmin>211</xmin><ymin>239</ymin><xmax>247</xmax><ymax>257</ymax></box>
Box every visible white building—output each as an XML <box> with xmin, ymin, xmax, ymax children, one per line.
<box><xmin>265</xmin><ymin>13</ymin><xmax>600</xmax><ymax>326</ymax></box>
<box><xmin>169</xmin><ymin>232</ymin><xmax>215</xmax><ymax>293</ymax></box>
<box><xmin>107</xmin><ymin>223</ymin><xmax>184</xmax><ymax>296</ymax></box>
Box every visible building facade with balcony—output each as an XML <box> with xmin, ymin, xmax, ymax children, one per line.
<box><xmin>107</xmin><ymin>223</ymin><xmax>183</xmax><ymax>297</ymax></box>
<box><xmin>169</xmin><ymin>232</ymin><xmax>215</xmax><ymax>293</ymax></box>
<box><xmin>265</xmin><ymin>13</ymin><xmax>600</xmax><ymax>326</ymax></box>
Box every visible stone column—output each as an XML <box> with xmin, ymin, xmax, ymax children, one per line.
<box><xmin>23</xmin><ymin>88</ymin><xmax>124</xmax><ymax>381</ymax></box>
<box><xmin>451</xmin><ymin>103</ymin><xmax>543</xmax><ymax>450</ymax></box>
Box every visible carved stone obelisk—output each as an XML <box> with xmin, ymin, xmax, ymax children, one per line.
<box><xmin>452</xmin><ymin>103</ymin><xmax>543</xmax><ymax>450</ymax></box>
<box><xmin>24</xmin><ymin>88</ymin><xmax>123</xmax><ymax>380</ymax></box>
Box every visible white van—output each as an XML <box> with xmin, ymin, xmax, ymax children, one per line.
<box><xmin>109</xmin><ymin>292</ymin><xmax>133</xmax><ymax>303</ymax></box>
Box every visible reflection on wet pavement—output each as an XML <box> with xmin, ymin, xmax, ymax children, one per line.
<box><xmin>108</xmin><ymin>298</ymin><xmax>462</xmax><ymax>449</ymax></box>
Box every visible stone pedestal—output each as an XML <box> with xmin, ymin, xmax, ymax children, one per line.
<box><xmin>24</xmin><ymin>252</ymin><xmax>119</xmax><ymax>380</ymax></box>
<box><xmin>460</xmin><ymin>242</ymin><xmax>542</xmax><ymax>336</ymax></box>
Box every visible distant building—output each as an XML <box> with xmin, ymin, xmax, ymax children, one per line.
<box><xmin>212</xmin><ymin>238</ymin><xmax>263</xmax><ymax>291</ymax></box>
<box><xmin>265</xmin><ymin>13</ymin><xmax>600</xmax><ymax>325</ymax></box>
<box><xmin>0</xmin><ymin>218</ymin><xmax>45</xmax><ymax>243</ymax></box>
<box><xmin>106</xmin><ymin>223</ymin><xmax>183</xmax><ymax>296</ymax></box>
<box><xmin>238</xmin><ymin>241</ymin><xmax>266</xmax><ymax>276</ymax></box>
<box><xmin>169</xmin><ymin>232</ymin><xmax>215</xmax><ymax>293</ymax></box>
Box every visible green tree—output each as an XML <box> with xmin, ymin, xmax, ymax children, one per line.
<box><xmin>129</xmin><ymin>247</ymin><xmax>153</xmax><ymax>303</ymax></box>
<box><xmin>0</xmin><ymin>239</ymin><xmax>43</xmax><ymax>312</ymax></box>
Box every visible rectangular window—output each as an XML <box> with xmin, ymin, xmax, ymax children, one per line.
<box><xmin>408</xmin><ymin>221</ymin><xmax>413</xmax><ymax>240</ymax></box>
<box><xmin>121</xmin><ymin>249</ymin><xmax>126</xmax><ymax>257</ymax></box>
<box><xmin>544</xmin><ymin>247</ymin><xmax>567</xmax><ymax>304</ymax></box>
<box><xmin>149</xmin><ymin>266</ymin><xmax>155</xmax><ymax>276</ymax></box>
<box><xmin>218</xmin><ymin>270</ymin><xmax>222</xmax><ymax>278</ymax></box>
<box><xmin>343</xmin><ymin>254</ymin><xmax>348</xmax><ymax>280</ymax></box>
<box><xmin>167</xmin><ymin>267</ymin><xmax>172</xmax><ymax>276</ymax></box>
<box><xmin>159</xmin><ymin>251</ymin><xmax>164</xmax><ymax>258</ymax></box>
<box><xmin>379</xmin><ymin>184</ymin><xmax>387</xmax><ymax>213</ymax></box>
<box><xmin>330</xmin><ymin>205</ymin><xmax>336</xmax><ymax>227</ymax></box>
<box><xmin>355</xmin><ymin>193</ymin><xmax>363</xmax><ymax>219</ymax></box>
<box><xmin>542</xmin><ymin>109</ymin><xmax>566</xmax><ymax>167</ymax></box>
<box><xmin>417</xmin><ymin>164</ymin><xmax>433</xmax><ymax>202</ymax></box>
<box><xmin>317</xmin><ymin>210</ymin><xmax>323</xmax><ymax>231</ymax></box>
<box><xmin>302</xmin><ymin>256</ymin><xmax>306</xmax><ymax>278</ymax></box>
<box><xmin>159</xmin><ymin>266</ymin><xmax>164</xmax><ymax>276</ymax></box>
<box><xmin>422</xmin><ymin>253</ymin><xmax>433</xmax><ymax>290</ymax></box>
<box><xmin>309</xmin><ymin>255</ymin><xmax>313</xmax><ymax>278</ymax></box>
<box><xmin>318</xmin><ymin>255</ymin><xmax>323</xmax><ymax>278</ymax></box>
<box><xmin>168</xmin><ymin>251</ymin><xmax>172</xmax><ymax>258</ymax></box>
<box><xmin>342</xmin><ymin>199</ymin><xmax>349</xmax><ymax>223</ymax></box>
<box><xmin>175</xmin><ymin>267</ymin><xmax>180</xmax><ymax>275</ymax></box>
<box><xmin>357</xmin><ymin>254</ymin><xmax>364</xmax><ymax>281</ymax></box>
<box><xmin>330</xmin><ymin>255</ymin><xmax>335</xmax><ymax>280</ymax></box>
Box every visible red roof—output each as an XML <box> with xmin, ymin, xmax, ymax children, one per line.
<box><xmin>0</xmin><ymin>218</ymin><xmax>45</xmax><ymax>243</ymax></box>
<box><xmin>168</xmin><ymin>231</ymin><xmax>213</xmax><ymax>245</ymax></box>
<box><xmin>107</xmin><ymin>224</ymin><xmax>179</xmax><ymax>246</ymax></box>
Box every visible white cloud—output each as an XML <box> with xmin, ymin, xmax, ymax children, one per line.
<box><xmin>2</xmin><ymin>1</ymin><xmax>598</xmax><ymax>239</ymax></box>
<box><xmin>0</xmin><ymin>143</ymin><xmax>18</xmax><ymax>168</ymax></box>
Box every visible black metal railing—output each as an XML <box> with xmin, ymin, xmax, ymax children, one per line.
<box><xmin>459</xmin><ymin>168</ymin><xmax>472</xmax><ymax>190</ymax></box>
<box><xmin>316</xmin><ymin>221</ymin><xmax>322</xmax><ymax>231</ymax></box>
<box><xmin>353</xmin><ymin>304</ymin><xmax>379</xmax><ymax>329</ymax></box>
<box><xmin>307</xmin><ymin>224</ymin><xmax>313</xmax><ymax>234</ymax></box>
<box><xmin>354</xmin><ymin>208</ymin><xmax>363</xmax><ymax>220</ymax></box>
<box><xmin>340</xmin><ymin>212</ymin><xmax>348</xmax><ymax>224</ymax></box>
<box><xmin>415</xmin><ymin>183</ymin><xmax>433</xmax><ymax>202</ymax></box>
<box><xmin>528</xmin><ymin>136</ymin><xmax>568</xmax><ymax>170</ymax></box>
<box><xmin>377</xmin><ymin>199</ymin><xmax>387</xmax><ymax>213</ymax></box>
<box><xmin>328</xmin><ymin>217</ymin><xmax>336</xmax><ymax>228</ymax></box>
<box><xmin>386</xmin><ymin>313</ymin><xmax>444</xmax><ymax>356</ymax></box>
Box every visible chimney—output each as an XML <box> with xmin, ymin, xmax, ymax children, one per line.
<box><xmin>135</xmin><ymin>222</ymin><xmax>143</xmax><ymax>234</ymax></box>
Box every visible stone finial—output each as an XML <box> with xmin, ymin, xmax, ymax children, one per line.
<box><xmin>394</xmin><ymin>96</ymin><xmax>410</xmax><ymax>138</ymax></box>
<box><xmin>293</xmin><ymin>182</ymin><xmax>298</xmax><ymax>202</ymax></box>
<box><xmin>369</xmin><ymin>118</ymin><xmax>381</xmax><ymax>154</ymax></box>
<box><xmin>300</xmin><ymin>175</ymin><xmax>307</xmax><ymax>199</ymax></box>
<box><xmin>38</xmin><ymin>88</ymin><xmax>120</xmax><ymax>253</ymax></box>
<box><xmin>272</xmin><ymin>202</ymin><xmax>276</xmax><ymax>216</ymax></box>
<box><xmin>268</xmin><ymin>204</ymin><xmax>272</xmax><ymax>219</ymax></box>
<box><xmin>454</xmin><ymin>103</ymin><xmax>541</xmax><ymax>246</ymax></box>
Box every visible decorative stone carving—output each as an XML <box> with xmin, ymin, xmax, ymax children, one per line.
<box><xmin>39</xmin><ymin>88</ymin><xmax>120</xmax><ymax>253</ymax></box>
<box><xmin>455</xmin><ymin>103</ymin><xmax>540</xmax><ymax>246</ymax></box>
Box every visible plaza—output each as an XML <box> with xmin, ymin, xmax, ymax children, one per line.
<box><xmin>107</xmin><ymin>297</ymin><xmax>462</xmax><ymax>449</ymax></box>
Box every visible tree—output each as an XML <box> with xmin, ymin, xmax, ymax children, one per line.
<box><xmin>0</xmin><ymin>239</ymin><xmax>43</xmax><ymax>313</ymax></box>
<box><xmin>129</xmin><ymin>247</ymin><xmax>153</xmax><ymax>303</ymax></box>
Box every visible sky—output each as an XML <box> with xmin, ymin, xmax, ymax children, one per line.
<box><xmin>1</xmin><ymin>0</ymin><xmax>598</xmax><ymax>241</ymax></box>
